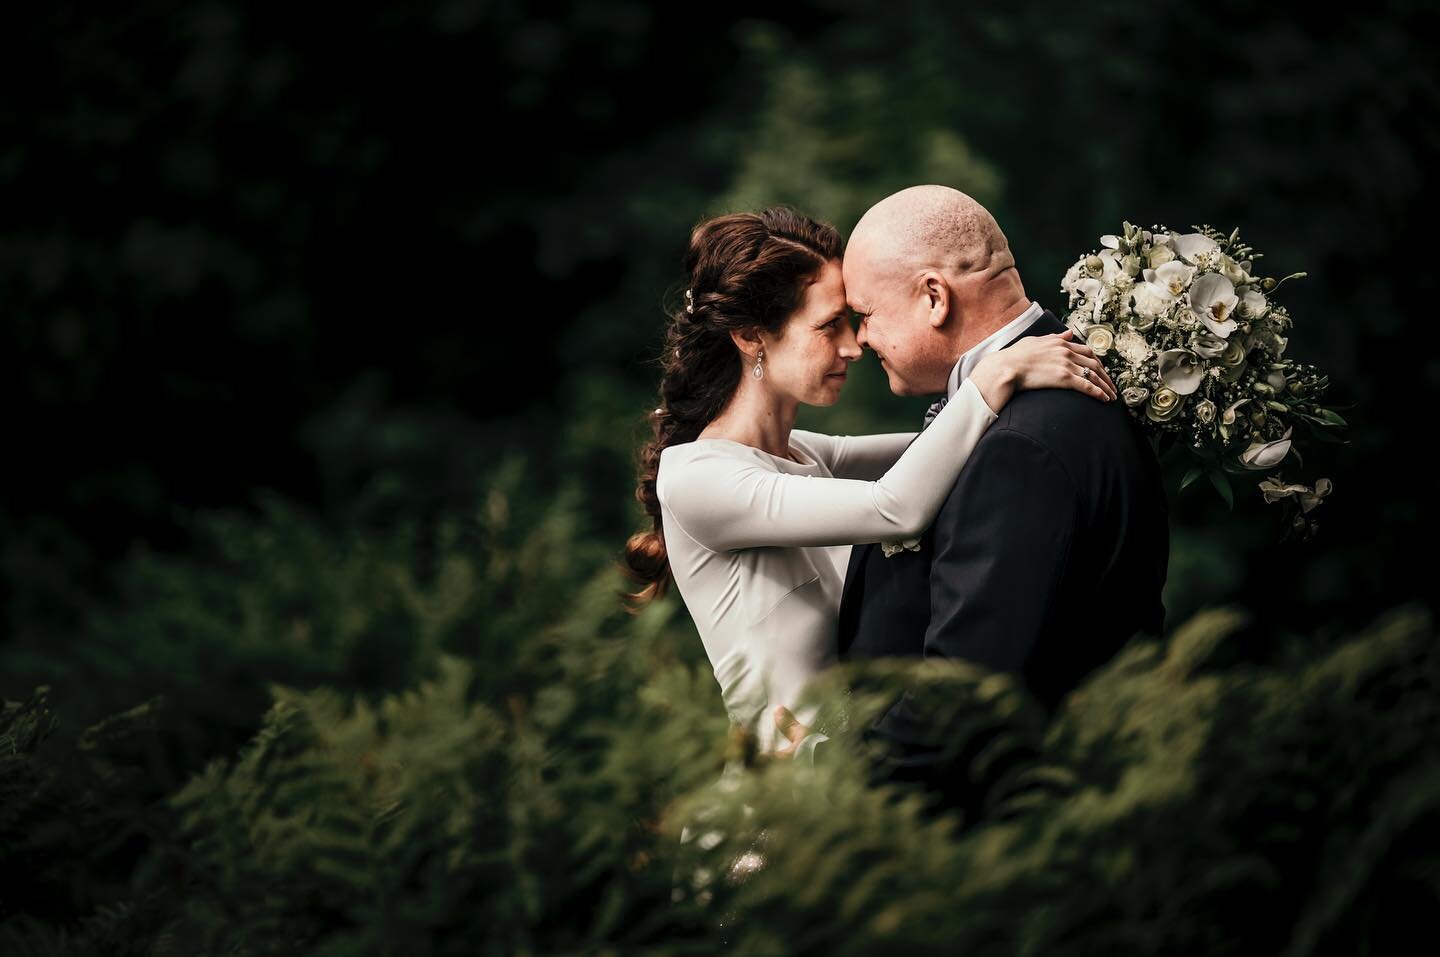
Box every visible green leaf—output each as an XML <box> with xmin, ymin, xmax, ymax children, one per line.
<box><xmin>1181</xmin><ymin>466</ymin><xmax>1205</xmax><ymax>491</ymax></box>
<box><xmin>1208</xmin><ymin>469</ymin><xmax>1234</xmax><ymax>510</ymax></box>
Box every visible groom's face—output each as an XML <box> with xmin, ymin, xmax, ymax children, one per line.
<box><xmin>843</xmin><ymin>251</ymin><xmax>944</xmax><ymax>397</ymax></box>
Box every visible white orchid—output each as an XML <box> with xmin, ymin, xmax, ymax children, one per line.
<box><xmin>1171</xmin><ymin>231</ymin><xmax>1221</xmax><ymax>266</ymax></box>
<box><xmin>1144</xmin><ymin>260</ymin><xmax>1196</xmax><ymax>298</ymax></box>
<box><xmin>1190</xmin><ymin>272</ymin><xmax>1240</xmax><ymax>338</ymax></box>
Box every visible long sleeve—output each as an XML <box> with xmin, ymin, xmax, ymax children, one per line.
<box><xmin>858</xmin><ymin>427</ymin><xmax>1081</xmax><ymax>821</ymax></box>
<box><xmin>658</xmin><ymin>377</ymin><xmax>1000</xmax><ymax>552</ymax></box>
<box><xmin>793</xmin><ymin>430</ymin><xmax>919</xmax><ymax>481</ymax></box>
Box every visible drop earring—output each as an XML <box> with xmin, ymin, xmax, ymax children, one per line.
<box><xmin>752</xmin><ymin>347</ymin><xmax>765</xmax><ymax>380</ymax></box>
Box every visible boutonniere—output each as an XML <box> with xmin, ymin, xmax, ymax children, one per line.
<box><xmin>880</xmin><ymin>537</ymin><xmax>922</xmax><ymax>558</ymax></box>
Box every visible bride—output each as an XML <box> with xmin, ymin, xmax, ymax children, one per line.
<box><xmin>622</xmin><ymin>206</ymin><xmax>1116</xmax><ymax>765</ymax></box>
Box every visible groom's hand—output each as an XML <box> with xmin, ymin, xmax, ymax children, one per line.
<box><xmin>768</xmin><ymin>705</ymin><xmax>811</xmax><ymax>761</ymax></box>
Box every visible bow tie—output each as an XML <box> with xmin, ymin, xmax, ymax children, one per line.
<box><xmin>922</xmin><ymin>394</ymin><xmax>948</xmax><ymax>430</ymax></box>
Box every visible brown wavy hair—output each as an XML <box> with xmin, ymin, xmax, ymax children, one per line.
<box><xmin>620</xmin><ymin>205</ymin><xmax>844</xmax><ymax>612</ymax></box>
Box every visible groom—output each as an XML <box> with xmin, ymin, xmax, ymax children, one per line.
<box><xmin>790</xmin><ymin>186</ymin><xmax>1170</xmax><ymax>824</ymax></box>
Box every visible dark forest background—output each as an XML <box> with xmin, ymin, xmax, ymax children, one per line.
<box><xmin>2</xmin><ymin>1</ymin><xmax>1437</xmax><ymax>952</ymax></box>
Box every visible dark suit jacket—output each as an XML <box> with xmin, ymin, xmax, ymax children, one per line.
<box><xmin>835</xmin><ymin>308</ymin><xmax>1170</xmax><ymax>818</ymax></box>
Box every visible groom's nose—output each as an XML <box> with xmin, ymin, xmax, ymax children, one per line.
<box><xmin>854</xmin><ymin>316</ymin><xmax>870</xmax><ymax>349</ymax></box>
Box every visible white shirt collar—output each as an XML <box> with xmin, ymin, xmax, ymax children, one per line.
<box><xmin>945</xmin><ymin>300</ymin><xmax>1045</xmax><ymax>401</ymax></box>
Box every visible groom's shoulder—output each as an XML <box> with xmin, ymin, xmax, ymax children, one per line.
<box><xmin>988</xmin><ymin>387</ymin><xmax>1143</xmax><ymax>460</ymax></box>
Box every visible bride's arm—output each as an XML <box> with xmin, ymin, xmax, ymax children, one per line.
<box><xmin>658</xmin><ymin>377</ymin><xmax>1001</xmax><ymax>552</ymax></box>
<box><xmin>794</xmin><ymin>430</ymin><xmax>918</xmax><ymax>481</ymax></box>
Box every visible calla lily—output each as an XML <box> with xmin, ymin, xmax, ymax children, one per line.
<box><xmin>1190</xmin><ymin>272</ymin><xmax>1239</xmax><ymax>338</ymax></box>
<box><xmin>1158</xmin><ymin>348</ymin><xmax>1205</xmax><ymax>395</ymax></box>
<box><xmin>1239</xmin><ymin>426</ymin><xmax>1293</xmax><ymax>470</ymax></box>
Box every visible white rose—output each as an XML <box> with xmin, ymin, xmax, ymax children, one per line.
<box><xmin>1147</xmin><ymin>261</ymin><xmax>1197</xmax><ymax>298</ymax></box>
<box><xmin>881</xmin><ymin>537</ymin><xmax>922</xmax><ymax>558</ymax></box>
<box><xmin>1085</xmin><ymin>323</ymin><xmax>1115</xmax><ymax>355</ymax></box>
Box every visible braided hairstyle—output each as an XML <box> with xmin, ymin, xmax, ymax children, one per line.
<box><xmin>621</xmin><ymin>205</ymin><xmax>844</xmax><ymax>612</ymax></box>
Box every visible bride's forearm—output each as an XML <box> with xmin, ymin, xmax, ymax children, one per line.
<box><xmin>823</xmin><ymin>432</ymin><xmax>918</xmax><ymax>480</ymax></box>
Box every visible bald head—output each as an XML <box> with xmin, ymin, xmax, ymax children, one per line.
<box><xmin>843</xmin><ymin>185</ymin><xmax>1030</xmax><ymax>396</ymax></box>
<box><xmin>848</xmin><ymin>185</ymin><xmax>1016</xmax><ymax>281</ymax></box>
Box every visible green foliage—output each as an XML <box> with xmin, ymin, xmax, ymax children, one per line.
<box><xmin>2</xmin><ymin>469</ymin><xmax>1436</xmax><ymax>951</ymax></box>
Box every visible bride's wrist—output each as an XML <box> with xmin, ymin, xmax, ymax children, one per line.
<box><xmin>969</xmin><ymin>363</ymin><xmax>1015</xmax><ymax>413</ymax></box>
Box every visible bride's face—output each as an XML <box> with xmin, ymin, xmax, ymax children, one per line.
<box><xmin>760</xmin><ymin>259</ymin><xmax>862</xmax><ymax>407</ymax></box>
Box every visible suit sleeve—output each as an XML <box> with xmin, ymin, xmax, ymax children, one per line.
<box><xmin>657</xmin><ymin>378</ymin><xmax>998</xmax><ymax>551</ymax></box>
<box><xmin>859</xmin><ymin>427</ymin><xmax>1080</xmax><ymax>818</ymax></box>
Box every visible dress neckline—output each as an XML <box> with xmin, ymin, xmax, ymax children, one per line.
<box><xmin>686</xmin><ymin>436</ymin><xmax>818</xmax><ymax>468</ymax></box>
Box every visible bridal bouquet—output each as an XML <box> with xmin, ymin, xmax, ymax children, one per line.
<box><xmin>1061</xmin><ymin>222</ymin><xmax>1348</xmax><ymax>542</ymax></box>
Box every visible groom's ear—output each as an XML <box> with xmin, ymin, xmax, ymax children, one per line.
<box><xmin>923</xmin><ymin>273</ymin><xmax>952</xmax><ymax>329</ymax></box>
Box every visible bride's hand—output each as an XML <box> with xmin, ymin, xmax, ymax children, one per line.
<box><xmin>968</xmin><ymin>329</ymin><xmax>1118</xmax><ymax>412</ymax></box>
<box><xmin>763</xmin><ymin>705</ymin><xmax>811</xmax><ymax>762</ymax></box>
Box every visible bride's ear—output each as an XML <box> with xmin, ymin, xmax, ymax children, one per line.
<box><xmin>729</xmin><ymin>326</ymin><xmax>763</xmax><ymax>360</ymax></box>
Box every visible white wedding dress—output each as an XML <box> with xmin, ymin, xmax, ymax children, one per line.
<box><xmin>655</xmin><ymin>375</ymin><xmax>1001</xmax><ymax>761</ymax></box>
